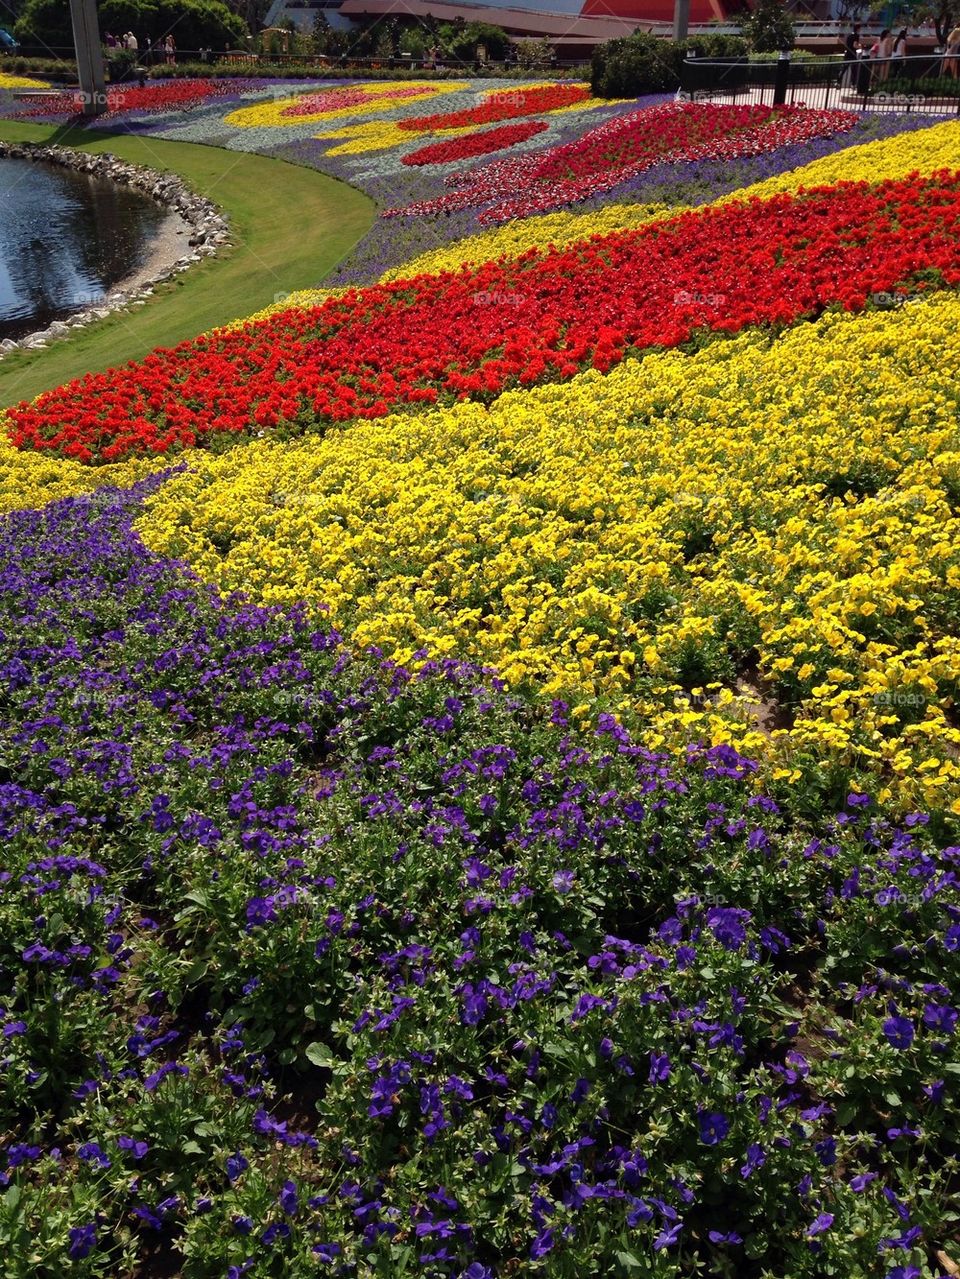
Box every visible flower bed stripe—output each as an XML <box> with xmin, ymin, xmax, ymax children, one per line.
<box><xmin>401</xmin><ymin>121</ymin><xmax>548</xmax><ymax>167</ymax></box>
<box><xmin>8</xmin><ymin>172</ymin><xmax>960</xmax><ymax>463</ymax></box>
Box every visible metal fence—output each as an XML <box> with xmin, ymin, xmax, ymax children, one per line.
<box><xmin>680</xmin><ymin>53</ymin><xmax>960</xmax><ymax>115</ymax></box>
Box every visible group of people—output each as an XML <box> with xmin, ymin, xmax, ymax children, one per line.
<box><xmin>842</xmin><ymin>23</ymin><xmax>960</xmax><ymax>88</ymax></box>
<box><xmin>103</xmin><ymin>30</ymin><xmax>177</xmax><ymax>64</ymax></box>
<box><xmin>841</xmin><ymin>26</ymin><xmax>909</xmax><ymax>87</ymax></box>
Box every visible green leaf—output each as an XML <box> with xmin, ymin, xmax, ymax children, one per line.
<box><xmin>835</xmin><ymin>1101</ymin><xmax>858</xmax><ymax>1127</ymax></box>
<box><xmin>304</xmin><ymin>1041</ymin><xmax>335</xmax><ymax>1068</ymax></box>
<box><xmin>615</xmin><ymin>1250</ymin><xmax>643</xmax><ymax>1272</ymax></box>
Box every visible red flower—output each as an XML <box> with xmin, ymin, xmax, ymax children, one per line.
<box><xmin>401</xmin><ymin>122</ymin><xmax>548</xmax><ymax>167</ymax></box>
<box><xmin>385</xmin><ymin>103</ymin><xmax>858</xmax><ymax>220</ymax></box>
<box><xmin>8</xmin><ymin>173</ymin><xmax>960</xmax><ymax>464</ymax></box>
<box><xmin>14</xmin><ymin>79</ymin><xmax>247</xmax><ymax>119</ymax></box>
<box><xmin>397</xmin><ymin>84</ymin><xmax>590</xmax><ymax>132</ymax></box>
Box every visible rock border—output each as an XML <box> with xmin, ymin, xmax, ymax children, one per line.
<box><xmin>0</xmin><ymin>141</ymin><xmax>230</xmax><ymax>358</ymax></box>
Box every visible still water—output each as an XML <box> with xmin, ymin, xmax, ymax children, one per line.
<box><xmin>0</xmin><ymin>157</ymin><xmax>168</xmax><ymax>341</ymax></box>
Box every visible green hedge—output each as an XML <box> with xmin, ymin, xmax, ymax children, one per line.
<box><xmin>147</xmin><ymin>61</ymin><xmax>590</xmax><ymax>81</ymax></box>
<box><xmin>591</xmin><ymin>31</ymin><xmax>748</xmax><ymax>98</ymax></box>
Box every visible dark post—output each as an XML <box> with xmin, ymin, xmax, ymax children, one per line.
<box><xmin>673</xmin><ymin>0</ymin><xmax>690</xmax><ymax>41</ymax></box>
<box><xmin>69</xmin><ymin>0</ymin><xmax>107</xmax><ymax>116</ymax></box>
<box><xmin>773</xmin><ymin>48</ymin><xmax>790</xmax><ymax>105</ymax></box>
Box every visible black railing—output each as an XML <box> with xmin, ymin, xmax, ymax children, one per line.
<box><xmin>680</xmin><ymin>52</ymin><xmax>960</xmax><ymax>114</ymax></box>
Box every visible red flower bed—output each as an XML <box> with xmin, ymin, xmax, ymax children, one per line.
<box><xmin>385</xmin><ymin>102</ymin><xmax>858</xmax><ymax>220</ymax></box>
<box><xmin>9</xmin><ymin>173</ymin><xmax>960</xmax><ymax>463</ymax></box>
<box><xmin>401</xmin><ymin>121</ymin><xmax>548</xmax><ymax>167</ymax></box>
<box><xmin>13</xmin><ymin>78</ymin><xmax>246</xmax><ymax>118</ymax></box>
<box><xmin>280</xmin><ymin>85</ymin><xmax>430</xmax><ymax>118</ymax></box>
<box><xmin>397</xmin><ymin>83</ymin><xmax>590</xmax><ymax>132</ymax></box>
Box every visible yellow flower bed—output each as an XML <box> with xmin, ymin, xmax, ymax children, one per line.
<box><xmin>224</xmin><ymin>81</ymin><xmax>468</xmax><ymax>130</ymax></box>
<box><xmin>313</xmin><ymin>84</ymin><xmax>616</xmax><ymax>156</ymax></box>
<box><xmin>312</xmin><ymin>118</ymin><xmax>476</xmax><ymax>156</ymax></box>
<box><xmin>0</xmin><ymin>72</ymin><xmax>49</xmax><ymax>90</ymax></box>
<box><xmin>728</xmin><ymin>117</ymin><xmax>960</xmax><ymax>202</ymax></box>
<box><xmin>0</xmin><ymin>430</ymin><xmax>164</xmax><ymax>517</ymax></box>
<box><xmin>378</xmin><ymin>202</ymin><xmax>679</xmax><ymax>280</ymax></box>
<box><xmin>226</xmin><ymin>287</ymin><xmax>342</xmax><ymax>327</ymax></box>
<box><xmin>132</xmin><ymin>292</ymin><xmax>960</xmax><ymax>813</ymax></box>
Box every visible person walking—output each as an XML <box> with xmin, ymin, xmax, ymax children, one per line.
<box><xmin>841</xmin><ymin>31</ymin><xmax>858</xmax><ymax>88</ymax></box>
<box><xmin>870</xmin><ymin>29</ymin><xmax>893</xmax><ymax>83</ymax></box>
<box><xmin>942</xmin><ymin>24</ymin><xmax>960</xmax><ymax>79</ymax></box>
<box><xmin>892</xmin><ymin>28</ymin><xmax>908</xmax><ymax>79</ymax></box>
<box><xmin>164</xmin><ymin>35</ymin><xmax>176</xmax><ymax>66</ymax></box>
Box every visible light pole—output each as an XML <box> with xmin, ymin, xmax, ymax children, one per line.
<box><xmin>69</xmin><ymin>0</ymin><xmax>107</xmax><ymax>116</ymax></box>
<box><xmin>673</xmin><ymin>0</ymin><xmax>690</xmax><ymax>41</ymax></box>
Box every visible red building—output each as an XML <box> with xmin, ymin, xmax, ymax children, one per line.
<box><xmin>580</xmin><ymin>0</ymin><xmax>745</xmax><ymax>22</ymax></box>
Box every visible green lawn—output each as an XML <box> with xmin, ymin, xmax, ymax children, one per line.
<box><xmin>0</xmin><ymin>122</ymin><xmax>374</xmax><ymax>408</ymax></box>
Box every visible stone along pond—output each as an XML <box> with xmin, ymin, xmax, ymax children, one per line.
<box><xmin>0</xmin><ymin>155</ymin><xmax>170</xmax><ymax>341</ymax></box>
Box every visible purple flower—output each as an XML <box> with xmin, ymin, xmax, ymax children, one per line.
<box><xmin>883</xmin><ymin>1016</ymin><xmax>915</xmax><ymax>1050</ymax></box>
<box><xmin>570</xmin><ymin>1077</ymin><xmax>591</xmax><ymax>1103</ymax></box>
<box><xmin>226</xmin><ymin>1152</ymin><xmax>248</xmax><ymax>1183</ymax></box>
<box><xmin>143</xmin><ymin>1061</ymin><xmax>188</xmax><ymax>1092</ymax></box>
<box><xmin>705</xmin><ymin>906</ymin><xmax>750</xmax><ymax>951</ymax></box>
<box><xmin>740</xmin><ymin>1143</ymin><xmax>765</xmax><ymax>1178</ymax></box>
<box><xmin>552</xmin><ymin>870</ymin><xmax>575</xmax><ymax>894</ymax></box>
<box><xmin>67</xmin><ymin>1224</ymin><xmax>96</xmax><ymax>1260</ymax></box>
<box><xmin>850</xmin><ymin>1172</ymin><xmax>878</xmax><ymax>1192</ymax></box>
<box><xmin>530</xmin><ymin>1227</ymin><xmax>555</xmax><ymax>1258</ymax></box>
<box><xmin>708</xmin><ymin>1230</ymin><xmax>743</xmax><ymax>1244</ymax></box>
<box><xmin>261</xmin><ymin>1221</ymin><xmax>291</xmax><ymax>1246</ymax></box>
<box><xmin>279</xmin><ymin>1180</ymin><xmax>299</xmax><ymax>1216</ymax></box>
<box><xmin>648</xmin><ymin>1052</ymin><xmax>671</xmax><ymax>1083</ymax></box>
<box><xmin>922</xmin><ymin>1003</ymin><xmax>957</xmax><ymax>1034</ymax></box>
<box><xmin>697</xmin><ymin>1111</ymin><xmax>729</xmax><ymax>1146</ymax></box>
<box><xmin>806</xmin><ymin>1213</ymin><xmax>834</xmax><ymax>1238</ymax></box>
<box><xmin>923</xmin><ymin>1079</ymin><xmax>945</xmax><ymax>1103</ymax></box>
<box><xmin>77</xmin><ymin>1142</ymin><xmax>110</xmax><ymax>1168</ymax></box>
<box><xmin>654</xmin><ymin>1221</ymin><xmax>683</xmax><ymax>1249</ymax></box>
<box><xmin>117</xmin><ymin>1136</ymin><xmax>149</xmax><ymax>1161</ymax></box>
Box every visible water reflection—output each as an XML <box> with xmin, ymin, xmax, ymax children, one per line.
<box><xmin>0</xmin><ymin>157</ymin><xmax>169</xmax><ymax>340</ymax></box>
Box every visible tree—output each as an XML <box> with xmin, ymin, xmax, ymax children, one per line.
<box><xmin>14</xmin><ymin>0</ymin><xmax>248</xmax><ymax>56</ymax></box>
<box><xmin>438</xmin><ymin>19</ymin><xmax>508</xmax><ymax>62</ymax></box>
<box><xmin>740</xmin><ymin>0</ymin><xmax>795</xmax><ymax>52</ymax></box>
<box><xmin>398</xmin><ymin>25</ymin><xmax>429</xmax><ymax>58</ymax></box>
<box><xmin>513</xmin><ymin>36</ymin><xmax>553</xmax><ymax>69</ymax></box>
<box><xmin>878</xmin><ymin>0</ymin><xmax>960</xmax><ymax>45</ymax></box>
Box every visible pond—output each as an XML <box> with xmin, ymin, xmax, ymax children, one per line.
<box><xmin>0</xmin><ymin>156</ymin><xmax>170</xmax><ymax>341</ymax></box>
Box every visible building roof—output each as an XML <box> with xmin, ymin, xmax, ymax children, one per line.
<box><xmin>337</xmin><ymin>0</ymin><xmax>656</xmax><ymax>39</ymax></box>
<box><xmin>581</xmin><ymin>0</ymin><xmax>746</xmax><ymax>23</ymax></box>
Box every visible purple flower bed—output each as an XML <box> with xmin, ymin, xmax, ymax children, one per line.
<box><xmin>0</xmin><ymin>484</ymin><xmax>957</xmax><ymax>1276</ymax></box>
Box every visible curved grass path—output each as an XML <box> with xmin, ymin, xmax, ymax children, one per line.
<box><xmin>0</xmin><ymin>121</ymin><xmax>375</xmax><ymax>409</ymax></box>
